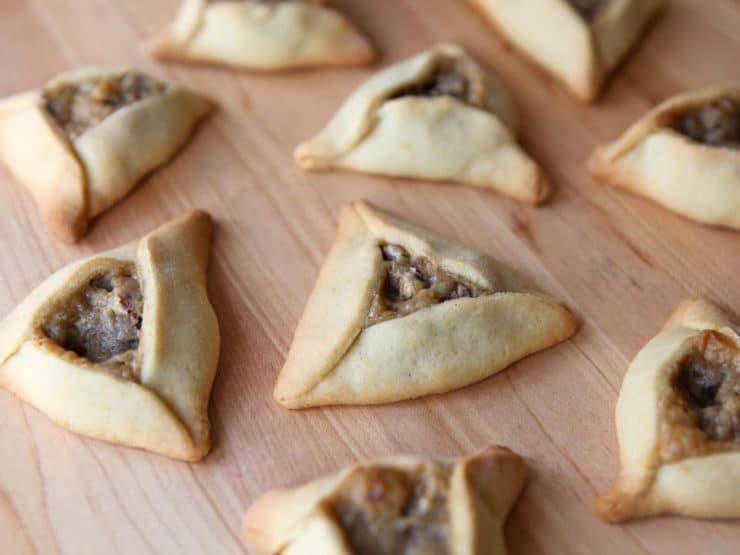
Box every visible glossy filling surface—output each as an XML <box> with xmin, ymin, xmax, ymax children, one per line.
<box><xmin>41</xmin><ymin>267</ymin><xmax>144</xmax><ymax>380</ymax></box>
<box><xmin>566</xmin><ymin>0</ymin><xmax>607</xmax><ymax>21</ymax></box>
<box><xmin>331</xmin><ymin>464</ymin><xmax>451</xmax><ymax>555</ymax></box>
<box><xmin>660</xmin><ymin>330</ymin><xmax>740</xmax><ymax>462</ymax></box>
<box><xmin>673</xmin><ymin>96</ymin><xmax>740</xmax><ymax>149</ymax></box>
<box><xmin>366</xmin><ymin>244</ymin><xmax>489</xmax><ymax>327</ymax></box>
<box><xmin>390</xmin><ymin>58</ymin><xmax>486</xmax><ymax>109</ymax></box>
<box><xmin>43</xmin><ymin>71</ymin><xmax>166</xmax><ymax>139</ymax></box>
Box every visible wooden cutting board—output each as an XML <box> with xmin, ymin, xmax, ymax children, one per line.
<box><xmin>1</xmin><ymin>1</ymin><xmax>739</xmax><ymax>553</ymax></box>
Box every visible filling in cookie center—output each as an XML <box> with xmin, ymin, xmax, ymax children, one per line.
<box><xmin>331</xmin><ymin>465</ymin><xmax>451</xmax><ymax>555</ymax></box>
<box><xmin>673</xmin><ymin>97</ymin><xmax>740</xmax><ymax>148</ymax></box>
<box><xmin>390</xmin><ymin>58</ymin><xmax>486</xmax><ymax>109</ymax></box>
<box><xmin>659</xmin><ymin>330</ymin><xmax>740</xmax><ymax>462</ymax></box>
<box><xmin>366</xmin><ymin>244</ymin><xmax>489</xmax><ymax>327</ymax></box>
<box><xmin>43</xmin><ymin>71</ymin><xmax>167</xmax><ymax>139</ymax></box>
<box><xmin>41</xmin><ymin>266</ymin><xmax>144</xmax><ymax>381</ymax></box>
<box><xmin>678</xmin><ymin>348</ymin><xmax>740</xmax><ymax>442</ymax></box>
<box><xmin>566</xmin><ymin>0</ymin><xmax>607</xmax><ymax>21</ymax></box>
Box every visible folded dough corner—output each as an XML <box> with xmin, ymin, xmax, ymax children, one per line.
<box><xmin>294</xmin><ymin>43</ymin><xmax>550</xmax><ymax>204</ymax></box>
<box><xmin>589</xmin><ymin>83</ymin><xmax>740</xmax><ymax>230</ymax></box>
<box><xmin>0</xmin><ymin>67</ymin><xmax>213</xmax><ymax>242</ymax></box>
<box><xmin>147</xmin><ymin>0</ymin><xmax>374</xmax><ymax>70</ymax></box>
<box><xmin>274</xmin><ymin>200</ymin><xmax>579</xmax><ymax>408</ymax></box>
<box><xmin>243</xmin><ymin>445</ymin><xmax>527</xmax><ymax>555</ymax></box>
<box><xmin>0</xmin><ymin>211</ymin><xmax>220</xmax><ymax>462</ymax></box>
<box><xmin>467</xmin><ymin>0</ymin><xmax>666</xmax><ymax>101</ymax></box>
<box><xmin>595</xmin><ymin>298</ymin><xmax>740</xmax><ymax>522</ymax></box>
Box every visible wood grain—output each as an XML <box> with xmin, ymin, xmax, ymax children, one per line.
<box><xmin>1</xmin><ymin>1</ymin><xmax>739</xmax><ymax>553</ymax></box>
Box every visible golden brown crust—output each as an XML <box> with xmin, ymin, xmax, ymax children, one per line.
<box><xmin>294</xmin><ymin>43</ymin><xmax>549</xmax><ymax>203</ymax></box>
<box><xmin>137</xmin><ymin>210</ymin><xmax>219</xmax><ymax>455</ymax></box>
<box><xmin>450</xmin><ymin>446</ymin><xmax>528</xmax><ymax>554</ymax></box>
<box><xmin>274</xmin><ymin>200</ymin><xmax>578</xmax><ymax>408</ymax></box>
<box><xmin>147</xmin><ymin>0</ymin><xmax>374</xmax><ymax>70</ymax></box>
<box><xmin>0</xmin><ymin>68</ymin><xmax>213</xmax><ymax>242</ymax></box>
<box><xmin>595</xmin><ymin>298</ymin><xmax>740</xmax><ymax>522</ymax></box>
<box><xmin>0</xmin><ymin>92</ymin><xmax>88</xmax><ymax>241</ymax></box>
<box><xmin>468</xmin><ymin>0</ymin><xmax>666</xmax><ymax>101</ymax></box>
<box><xmin>243</xmin><ymin>445</ymin><xmax>527</xmax><ymax>555</ymax></box>
<box><xmin>588</xmin><ymin>84</ymin><xmax>740</xmax><ymax>230</ymax></box>
<box><xmin>0</xmin><ymin>210</ymin><xmax>220</xmax><ymax>461</ymax></box>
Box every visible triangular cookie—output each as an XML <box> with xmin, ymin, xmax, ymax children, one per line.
<box><xmin>294</xmin><ymin>43</ymin><xmax>549</xmax><ymax>204</ymax></box>
<box><xmin>589</xmin><ymin>83</ymin><xmax>740</xmax><ymax>230</ymax></box>
<box><xmin>244</xmin><ymin>445</ymin><xmax>527</xmax><ymax>555</ymax></box>
<box><xmin>274</xmin><ymin>201</ymin><xmax>578</xmax><ymax>408</ymax></box>
<box><xmin>595</xmin><ymin>298</ymin><xmax>740</xmax><ymax>521</ymax></box>
<box><xmin>0</xmin><ymin>211</ymin><xmax>220</xmax><ymax>461</ymax></box>
<box><xmin>0</xmin><ymin>68</ymin><xmax>213</xmax><ymax>242</ymax></box>
<box><xmin>148</xmin><ymin>0</ymin><xmax>374</xmax><ymax>70</ymax></box>
<box><xmin>468</xmin><ymin>0</ymin><xmax>666</xmax><ymax>101</ymax></box>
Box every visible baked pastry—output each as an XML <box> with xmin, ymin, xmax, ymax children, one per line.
<box><xmin>244</xmin><ymin>445</ymin><xmax>527</xmax><ymax>555</ymax></box>
<box><xmin>589</xmin><ymin>84</ymin><xmax>740</xmax><ymax>230</ymax></box>
<box><xmin>0</xmin><ymin>211</ymin><xmax>220</xmax><ymax>461</ymax></box>
<box><xmin>0</xmin><ymin>68</ymin><xmax>213</xmax><ymax>242</ymax></box>
<box><xmin>274</xmin><ymin>200</ymin><xmax>578</xmax><ymax>408</ymax></box>
<box><xmin>148</xmin><ymin>0</ymin><xmax>374</xmax><ymax>70</ymax></box>
<box><xmin>295</xmin><ymin>43</ymin><xmax>549</xmax><ymax>204</ymax></box>
<box><xmin>468</xmin><ymin>0</ymin><xmax>666</xmax><ymax>101</ymax></box>
<box><xmin>595</xmin><ymin>298</ymin><xmax>740</xmax><ymax>521</ymax></box>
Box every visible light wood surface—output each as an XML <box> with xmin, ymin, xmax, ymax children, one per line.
<box><xmin>1</xmin><ymin>1</ymin><xmax>739</xmax><ymax>553</ymax></box>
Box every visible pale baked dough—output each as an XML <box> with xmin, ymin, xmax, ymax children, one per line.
<box><xmin>595</xmin><ymin>298</ymin><xmax>740</xmax><ymax>522</ymax></box>
<box><xmin>244</xmin><ymin>445</ymin><xmax>527</xmax><ymax>555</ymax></box>
<box><xmin>589</xmin><ymin>83</ymin><xmax>740</xmax><ymax>230</ymax></box>
<box><xmin>468</xmin><ymin>0</ymin><xmax>666</xmax><ymax>101</ymax></box>
<box><xmin>294</xmin><ymin>43</ymin><xmax>549</xmax><ymax>204</ymax></box>
<box><xmin>0</xmin><ymin>67</ymin><xmax>213</xmax><ymax>242</ymax></box>
<box><xmin>0</xmin><ymin>211</ymin><xmax>220</xmax><ymax>461</ymax></box>
<box><xmin>273</xmin><ymin>200</ymin><xmax>578</xmax><ymax>409</ymax></box>
<box><xmin>148</xmin><ymin>0</ymin><xmax>374</xmax><ymax>70</ymax></box>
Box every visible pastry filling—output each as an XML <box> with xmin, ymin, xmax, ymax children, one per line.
<box><xmin>659</xmin><ymin>330</ymin><xmax>740</xmax><ymax>462</ymax></box>
<box><xmin>43</xmin><ymin>71</ymin><xmax>167</xmax><ymax>139</ymax></box>
<box><xmin>330</xmin><ymin>465</ymin><xmax>451</xmax><ymax>555</ymax></box>
<box><xmin>566</xmin><ymin>0</ymin><xmax>607</xmax><ymax>21</ymax></box>
<box><xmin>41</xmin><ymin>267</ymin><xmax>144</xmax><ymax>381</ymax></box>
<box><xmin>673</xmin><ymin>96</ymin><xmax>740</xmax><ymax>148</ymax></box>
<box><xmin>366</xmin><ymin>244</ymin><xmax>489</xmax><ymax>327</ymax></box>
<box><xmin>390</xmin><ymin>58</ymin><xmax>486</xmax><ymax>109</ymax></box>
